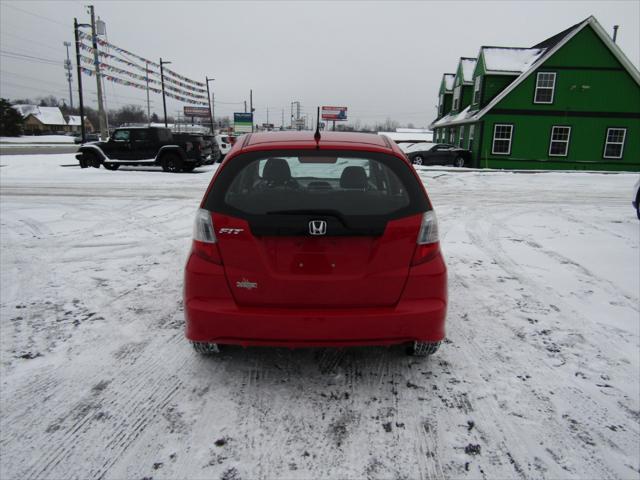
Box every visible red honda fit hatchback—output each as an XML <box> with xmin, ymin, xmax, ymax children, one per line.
<box><xmin>184</xmin><ymin>131</ymin><xmax>447</xmax><ymax>356</ymax></box>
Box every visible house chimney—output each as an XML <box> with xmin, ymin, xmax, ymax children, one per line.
<box><xmin>612</xmin><ymin>25</ymin><xmax>619</xmax><ymax>43</ymax></box>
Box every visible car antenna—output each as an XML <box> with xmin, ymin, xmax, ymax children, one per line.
<box><xmin>314</xmin><ymin>106</ymin><xmax>321</xmax><ymax>147</ymax></box>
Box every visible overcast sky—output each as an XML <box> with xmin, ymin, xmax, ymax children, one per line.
<box><xmin>1</xmin><ymin>0</ymin><xmax>638</xmax><ymax>128</ymax></box>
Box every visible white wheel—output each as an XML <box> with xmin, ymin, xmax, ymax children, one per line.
<box><xmin>413</xmin><ymin>156</ymin><xmax>423</xmax><ymax>165</ymax></box>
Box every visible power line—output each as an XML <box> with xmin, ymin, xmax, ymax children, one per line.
<box><xmin>0</xmin><ymin>31</ymin><xmax>67</xmax><ymax>54</ymax></box>
<box><xmin>2</xmin><ymin>2</ymin><xmax>69</xmax><ymax>29</ymax></box>
<box><xmin>0</xmin><ymin>50</ymin><xmax>61</xmax><ymax>66</ymax></box>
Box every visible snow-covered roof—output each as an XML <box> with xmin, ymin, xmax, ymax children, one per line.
<box><xmin>14</xmin><ymin>105</ymin><xmax>67</xmax><ymax>126</ymax></box>
<box><xmin>431</xmin><ymin>105</ymin><xmax>477</xmax><ymax>128</ymax></box>
<box><xmin>482</xmin><ymin>47</ymin><xmax>546</xmax><ymax>73</ymax></box>
<box><xmin>12</xmin><ymin>104</ymin><xmax>39</xmax><ymax>117</ymax></box>
<box><xmin>378</xmin><ymin>131</ymin><xmax>433</xmax><ymax>143</ymax></box>
<box><xmin>66</xmin><ymin>115</ymin><xmax>82</xmax><ymax>126</ymax></box>
<box><xmin>443</xmin><ymin>74</ymin><xmax>455</xmax><ymax>91</ymax></box>
<box><xmin>460</xmin><ymin>58</ymin><xmax>477</xmax><ymax>83</ymax></box>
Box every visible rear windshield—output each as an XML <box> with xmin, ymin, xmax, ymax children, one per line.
<box><xmin>205</xmin><ymin>150</ymin><xmax>428</xmax><ymax>218</ymax></box>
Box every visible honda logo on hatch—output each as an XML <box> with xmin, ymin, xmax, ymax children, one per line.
<box><xmin>309</xmin><ymin>220</ymin><xmax>327</xmax><ymax>235</ymax></box>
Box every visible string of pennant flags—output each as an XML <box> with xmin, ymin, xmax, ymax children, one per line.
<box><xmin>78</xmin><ymin>42</ymin><xmax>208</xmax><ymax>97</ymax></box>
<box><xmin>80</xmin><ymin>66</ymin><xmax>209</xmax><ymax>106</ymax></box>
<box><xmin>78</xmin><ymin>55</ymin><xmax>208</xmax><ymax>101</ymax></box>
<box><xmin>77</xmin><ymin>31</ymin><xmax>207</xmax><ymax>92</ymax></box>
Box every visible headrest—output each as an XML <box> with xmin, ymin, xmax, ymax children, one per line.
<box><xmin>263</xmin><ymin>158</ymin><xmax>291</xmax><ymax>183</ymax></box>
<box><xmin>339</xmin><ymin>166</ymin><xmax>368</xmax><ymax>189</ymax></box>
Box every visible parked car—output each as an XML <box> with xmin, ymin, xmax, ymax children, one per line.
<box><xmin>184</xmin><ymin>131</ymin><xmax>448</xmax><ymax>357</ymax></box>
<box><xmin>215</xmin><ymin>133</ymin><xmax>235</xmax><ymax>160</ymax></box>
<box><xmin>633</xmin><ymin>177</ymin><xmax>640</xmax><ymax>219</ymax></box>
<box><xmin>404</xmin><ymin>142</ymin><xmax>471</xmax><ymax>167</ymax></box>
<box><xmin>75</xmin><ymin>126</ymin><xmax>208</xmax><ymax>172</ymax></box>
<box><xmin>73</xmin><ymin>133</ymin><xmax>100</xmax><ymax>144</ymax></box>
<box><xmin>202</xmin><ymin>134</ymin><xmax>222</xmax><ymax>164</ymax></box>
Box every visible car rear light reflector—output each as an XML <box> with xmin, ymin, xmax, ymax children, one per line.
<box><xmin>412</xmin><ymin>211</ymin><xmax>440</xmax><ymax>265</ymax></box>
<box><xmin>417</xmin><ymin>211</ymin><xmax>439</xmax><ymax>245</ymax></box>
<box><xmin>193</xmin><ymin>208</ymin><xmax>217</xmax><ymax>243</ymax></box>
<box><xmin>192</xmin><ymin>209</ymin><xmax>221</xmax><ymax>264</ymax></box>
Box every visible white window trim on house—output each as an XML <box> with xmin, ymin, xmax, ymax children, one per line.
<box><xmin>449</xmin><ymin>128</ymin><xmax>456</xmax><ymax>144</ymax></box>
<box><xmin>603</xmin><ymin>128</ymin><xmax>627</xmax><ymax>159</ymax></box>
<box><xmin>491</xmin><ymin>124</ymin><xmax>513</xmax><ymax>155</ymax></box>
<box><xmin>534</xmin><ymin>72</ymin><xmax>556</xmax><ymax>104</ymax></box>
<box><xmin>473</xmin><ymin>76</ymin><xmax>481</xmax><ymax>105</ymax></box>
<box><xmin>452</xmin><ymin>86</ymin><xmax>461</xmax><ymax>111</ymax></box>
<box><xmin>468</xmin><ymin>125</ymin><xmax>475</xmax><ymax>150</ymax></box>
<box><xmin>458</xmin><ymin>126</ymin><xmax>465</xmax><ymax>147</ymax></box>
<box><xmin>548</xmin><ymin>126</ymin><xmax>572</xmax><ymax>157</ymax></box>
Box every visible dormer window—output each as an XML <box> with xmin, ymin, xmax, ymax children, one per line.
<box><xmin>534</xmin><ymin>72</ymin><xmax>556</xmax><ymax>104</ymax></box>
<box><xmin>452</xmin><ymin>86</ymin><xmax>461</xmax><ymax>111</ymax></box>
<box><xmin>473</xmin><ymin>76</ymin><xmax>481</xmax><ymax>105</ymax></box>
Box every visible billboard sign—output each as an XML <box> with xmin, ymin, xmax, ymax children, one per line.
<box><xmin>321</xmin><ymin>106</ymin><xmax>347</xmax><ymax>121</ymax></box>
<box><xmin>234</xmin><ymin>112</ymin><xmax>253</xmax><ymax>133</ymax></box>
<box><xmin>183</xmin><ymin>106</ymin><xmax>210</xmax><ymax>118</ymax></box>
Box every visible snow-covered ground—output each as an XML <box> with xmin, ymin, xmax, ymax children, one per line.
<box><xmin>0</xmin><ymin>135</ymin><xmax>76</xmax><ymax>144</ymax></box>
<box><xmin>1</xmin><ymin>154</ymin><xmax>639</xmax><ymax>480</ymax></box>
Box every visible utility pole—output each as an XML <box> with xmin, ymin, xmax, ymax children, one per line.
<box><xmin>206</xmin><ymin>77</ymin><xmax>215</xmax><ymax>134</ymax></box>
<box><xmin>73</xmin><ymin>18</ymin><xmax>89</xmax><ymax>146</ymax></box>
<box><xmin>88</xmin><ymin>5</ymin><xmax>107</xmax><ymax>140</ymax></box>
<box><xmin>244</xmin><ymin>100</ymin><xmax>247</xmax><ymax>113</ymax></box>
<box><xmin>266</xmin><ymin>107</ymin><xmax>269</xmax><ymax>127</ymax></box>
<box><xmin>63</xmin><ymin>41</ymin><xmax>73</xmax><ymax>109</ymax></box>
<box><xmin>160</xmin><ymin>58</ymin><xmax>171</xmax><ymax>127</ymax></box>
<box><xmin>249</xmin><ymin>89</ymin><xmax>254</xmax><ymax>132</ymax></box>
<box><xmin>145</xmin><ymin>61</ymin><xmax>151</xmax><ymax>125</ymax></box>
<box><xmin>281</xmin><ymin>109</ymin><xmax>284</xmax><ymax>130</ymax></box>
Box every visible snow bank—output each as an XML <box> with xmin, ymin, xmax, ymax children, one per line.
<box><xmin>0</xmin><ymin>135</ymin><xmax>76</xmax><ymax>144</ymax></box>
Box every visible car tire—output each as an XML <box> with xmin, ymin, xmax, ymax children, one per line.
<box><xmin>161</xmin><ymin>153</ymin><xmax>183</xmax><ymax>173</ymax></box>
<box><xmin>83</xmin><ymin>151</ymin><xmax>100</xmax><ymax>169</ymax></box>
<box><xmin>191</xmin><ymin>341</ymin><xmax>220</xmax><ymax>355</ymax></box>
<box><xmin>453</xmin><ymin>156</ymin><xmax>465</xmax><ymax>168</ymax></box>
<box><xmin>182</xmin><ymin>164</ymin><xmax>196</xmax><ymax>173</ymax></box>
<box><xmin>407</xmin><ymin>340</ymin><xmax>441</xmax><ymax>357</ymax></box>
<box><xmin>103</xmin><ymin>163</ymin><xmax>120</xmax><ymax>171</ymax></box>
<box><xmin>412</xmin><ymin>156</ymin><xmax>423</xmax><ymax>166</ymax></box>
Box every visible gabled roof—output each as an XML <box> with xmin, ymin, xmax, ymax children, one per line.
<box><xmin>459</xmin><ymin>58</ymin><xmax>477</xmax><ymax>83</ymax></box>
<box><xmin>481</xmin><ymin>47</ymin><xmax>546</xmax><ymax>74</ymax></box>
<box><xmin>13</xmin><ymin>105</ymin><xmax>67</xmax><ymax>126</ymax></box>
<box><xmin>533</xmin><ymin>19</ymin><xmax>585</xmax><ymax>50</ymax></box>
<box><xmin>431</xmin><ymin>16</ymin><xmax>640</xmax><ymax>129</ymax></box>
<box><xmin>442</xmin><ymin>73</ymin><xmax>455</xmax><ymax>92</ymax></box>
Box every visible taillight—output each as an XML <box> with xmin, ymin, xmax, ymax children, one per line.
<box><xmin>192</xmin><ymin>208</ymin><xmax>221</xmax><ymax>264</ymax></box>
<box><xmin>412</xmin><ymin>211</ymin><xmax>440</xmax><ymax>265</ymax></box>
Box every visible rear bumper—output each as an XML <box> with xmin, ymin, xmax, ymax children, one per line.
<box><xmin>184</xmin><ymin>252</ymin><xmax>447</xmax><ymax>347</ymax></box>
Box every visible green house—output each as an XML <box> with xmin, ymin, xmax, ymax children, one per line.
<box><xmin>431</xmin><ymin>16</ymin><xmax>640</xmax><ymax>171</ymax></box>
<box><xmin>436</xmin><ymin>73</ymin><xmax>455</xmax><ymax>119</ymax></box>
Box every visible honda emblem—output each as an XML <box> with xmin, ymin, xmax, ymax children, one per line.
<box><xmin>309</xmin><ymin>220</ymin><xmax>327</xmax><ymax>235</ymax></box>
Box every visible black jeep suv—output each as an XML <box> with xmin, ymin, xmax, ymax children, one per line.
<box><xmin>75</xmin><ymin>126</ymin><xmax>211</xmax><ymax>172</ymax></box>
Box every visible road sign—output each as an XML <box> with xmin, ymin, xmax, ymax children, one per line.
<box><xmin>234</xmin><ymin>112</ymin><xmax>253</xmax><ymax>133</ymax></box>
<box><xmin>321</xmin><ymin>106</ymin><xmax>347</xmax><ymax>121</ymax></box>
<box><xmin>184</xmin><ymin>106</ymin><xmax>210</xmax><ymax>118</ymax></box>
